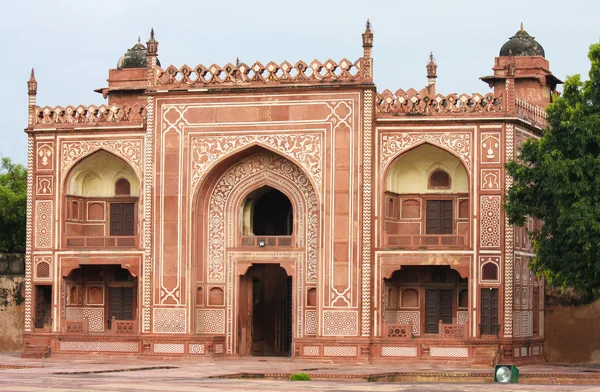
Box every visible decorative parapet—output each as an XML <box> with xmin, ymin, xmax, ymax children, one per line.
<box><xmin>33</xmin><ymin>104</ymin><xmax>146</xmax><ymax>127</ymax></box>
<box><xmin>375</xmin><ymin>89</ymin><xmax>504</xmax><ymax>116</ymax></box>
<box><xmin>515</xmin><ymin>97</ymin><xmax>548</xmax><ymax>129</ymax></box>
<box><xmin>153</xmin><ymin>58</ymin><xmax>369</xmax><ymax>86</ymax></box>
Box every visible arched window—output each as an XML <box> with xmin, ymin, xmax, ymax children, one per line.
<box><xmin>115</xmin><ymin>178</ymin><xmax>131</xmax><ymax>196</ymax></box>
<box><xmin>242</xmin><ymin>186</ymin><xmax>293</xmax><ymax>236</ymax></box>
<box><xmin>428</xmin><ymin>169</ymin><xmax>451</xmax><ymax>189</ymax></box>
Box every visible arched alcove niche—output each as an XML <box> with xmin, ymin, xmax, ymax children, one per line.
<box><xmin>383</xmin><ymin>143</ymin><xmax>470</xmax><ymax>248</ymax></box>
<box><xmin>64</xmin><ymin>150</ymin><xmax>140</xmax><ymax>246</ymax></box>
<box><xmin>66</xmin><ymin>150</ymin><xmax>139</xmax><ymax>197</ymax></box>
<box><xmin>386</xmin><ymin>143</ymin><xmax>468</xmax><ymax>194</ymax></box>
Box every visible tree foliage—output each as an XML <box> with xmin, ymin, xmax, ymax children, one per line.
<box><xmin>505</xmin><ymin>43</ymin><xmax>600</xmax><ymax>294</ymax></box>
<box><xmin>0</xmin><ymin>157</ymin><xmax>27</xmax><ymax>253</ymax></box>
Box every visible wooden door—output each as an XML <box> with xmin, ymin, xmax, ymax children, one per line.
<box><xmin>34</xmin><ymin>285</ymin><xmax>51</xmax><ymax>329</ymax></box>
<box><xmin>108</xmin><ymin>287</ymin><xmax>134</xmax><ymax>321</ymax></box>
<box><xmin>238</xmin><ymin>274</ymin><xmax>253</xmax><ymax>356</ymax></box>
<box><xmin>425</xmin><ymin>289</ymin><xmax>453</xmax><ymax>334</ymax></box>
<box><xmin>480</xmin><ymin>288</ymin><xmax>499</xmax><ymax>334</ymax></box>
<box><xmin>123</xmin><ymin>204</ymin><xmax>135</xmax><ymax>236</ymax></box>
<box><xmin>110</xmin><ymin>203</ymin><xmax>135</xmax><ymax>236</ymax></box>
<box><xmin>426</xmin><ymin>200</ymin><xmax>453</xmax><ymax>234</ymax></box>
<box><xmin>532</xmin><ymin>287</ymin><xmax>539</xmax><ymax>336</ymax></box>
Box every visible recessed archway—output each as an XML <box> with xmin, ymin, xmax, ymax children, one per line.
<box><xmin>193</xmin><ymin>148</ymin><xmax>318</xmax><ymax>355</ymax></box>
<box><xmin>241</xmin><ymin>186</ymin><xmax>293</xmax><ymax>236</ymax></box>
<box><xmin>383</xmin><ymin>143</ymin><xmax>470</xmax><ymax>248</ymax></box>
<box><xmin>63</xmin><ymin>150</ymin><xmax>140</xmax><ymax>248</ymax></box>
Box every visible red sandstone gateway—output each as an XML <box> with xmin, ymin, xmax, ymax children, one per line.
<box><xmin>22</xmin><ymin>23</ymin><xmax>558</xmax><ymax>363</ymax></box>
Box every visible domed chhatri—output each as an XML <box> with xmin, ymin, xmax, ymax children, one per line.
<box><xmin>116</xmin><ymin>37</ymin><xmax>161</xmax><ymax>69</ymax></box>
<box><xmin>499</xmin><ymin>23</ymin><xmax>545</xmax><ymax>57</ymax></box>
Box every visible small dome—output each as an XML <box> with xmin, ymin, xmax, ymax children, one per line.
<box><xmin>117</xmin><ymin>38</ymin><xmax>161</xmax><ymax>69</ymax></box>
<box><xmin>499</xmin><ymin>25</ymin><xmax>545</xmax><ymax>57</ymax></box>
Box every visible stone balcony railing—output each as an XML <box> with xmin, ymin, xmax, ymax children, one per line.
<box><xmin>515</xmin><ymin>97</ymin><xmax>548</xmax><ymax>128</ymax></box>
<box><xmin>33</xmin><ymin>104</ymin><xmax>146</xmax><ymax>127</ymax></box>
<box><xmin>376</xmin><ymin>88</ymin><xmax>549</xmax><ymax>130</ymax></box>
<box><xmin>384</xmin><ymin>233</ymin><xmax>468</xmax><ymax>249</ymax></box>
<box><xmin>64</xmin><ymin>235</ymin><xmax>138</xmax><ymax>249</ymax></box>
<box><xmin>239</xmin><ymin>235</ymin><xmax>294</xmax><ymax>248</ymax></box>
<box><xmin>152</xmin><ymin>58</ymin><xmax>368</xmax><ymax>87</ymax></box>
<box><xmin>376</xmin><ymin>89</ymin><xmax>504</xmax><ymax>116</ymax></box>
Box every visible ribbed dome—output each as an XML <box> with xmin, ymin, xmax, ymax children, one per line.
<box><xmin>499</xmin><ymin>25</ymin><xmax>545</xmax><ymax>57</ymax></box>
<box><xmin>117</xmin><ymin>38</ymin><xmax>161</xmax><ymax>69</ymax></box>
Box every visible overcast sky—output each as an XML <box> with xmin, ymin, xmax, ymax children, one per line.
<box><xmin>1</xmin><ymin>0</ymin><xmax>597</xmax><ymax>165</ymax></box>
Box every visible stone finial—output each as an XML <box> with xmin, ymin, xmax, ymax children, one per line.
<box><xmin>236</xmin><ymin>57</ymin><xmax>240</xmax><ymax>67</ymax></box>
<box><xmin>146</xmin><ymin>27</ymin><xmax>158</xmax><ymax>57</ymax></box>
<box><xmin>520</xmin><ymin>22</ymin><xmax>524</xmax><ymax>31</ymax></box>
<box><xmin>362</xmin><ymin>19</ymin><xmax>373</xmax><ymax>49</ymax></box>
<box><xmin>27</xmin><ymin>68</ymin><xmax>37</xmax><ymax>95</ymax></box>
<box><xmin>426</xmin><ymin>52</ymin><xmax>438</xmax><ymax>81</ymax></box>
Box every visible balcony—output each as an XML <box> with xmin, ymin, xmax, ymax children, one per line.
<box><xmin>239</xmin><ymin>235</ymin><xmax>294</xmax><ymax>248</ymax></box>
<box><xmin>384</xmin><ymin>233</ymin><xmax>468</xmax><ymax>249</ymax></box>
<box><xmin>64</xmin><ymin>236</ymin><xmax>138</xmax><ymax>249</ymax></box>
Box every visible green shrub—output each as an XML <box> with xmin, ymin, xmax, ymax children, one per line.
<box><xmin>289</xmin><ymin>373</ymin><xmax>311</xmax><ymax>381</ymax></box>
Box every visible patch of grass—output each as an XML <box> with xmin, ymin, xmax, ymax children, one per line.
<box><xmin>289</xmin><ymin>372</ymin><xmax>312</xmax><ymax>381</ymax></box>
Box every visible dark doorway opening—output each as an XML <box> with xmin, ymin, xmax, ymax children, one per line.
<box><xmin>35</xmin><ymin>285</ymin><xmax>52</xmax><ymax>329</ymax></box>
<box><xmin>243</xmin><ymin>186</ymin><xmax>293</xmax><ymax>236</ymax></box>
<box><xmin>239</xmin><ymin>264</ymin><xmax>292</xmax><ymax>356</ymax></box>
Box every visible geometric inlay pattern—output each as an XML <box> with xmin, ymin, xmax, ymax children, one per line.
<box><xmin>215</xmin><ymin>344</ymin><xmax>224</xmax><ymax>354</ymax></box>
<box><xmin>457</xmin><ymin>311</ymin><xmax>469</xmax><ymax>325</ymax></box>
<box><xmin>305</xmin><ymin>310</ymin><xmax>317</xmax><ymax>335</ymax></box>
<box><xmin>65</xmin><ymin>307</ymin><xmax>104</xmax><ymax>332</ymax></box>
<box><xmin>429</xmin><ymin>347</ymin><xmax>469</xmax><ymax>357</ymax></box>
<box><xmin>34</xmin><ymin>256</ymin><xmax>51</xmax><ymax>279</ymax></box>
<box><xmin>34</xmin><ymin>200</ymin><xmax>52</xmax><ymax>248</ymax></box>
<box><xmin>303</xmin><ymin>346</ymin><xmax>319</xmax><ymax>356</ymax></box>
<box><xmin>504</xmin><ymin>124</ymin><xmax>515</xmax><ymax>337</ymax></box>
<box><xmin>153</xmin><ymin>343</ymin><xmax>185</xmax><ymax>354</ymax></box>
<box><xmin>480</xmin><ymin>196</ymin><xmax>501</xmax><ymax>247</ymax></box>
<box><xmin>153</xmin><ymin>308</ymin><xmax>186</xmax><ymax>333</ymax></box>
<box><xmin>189</xmin><ymin>344</ymin><xmax>205</xmax><ymax>355</ymax></box>
<box><xmin>59</xmin><ymin>341</ymin><xmax>139</xmax><ymax>352</ymax></box>
<box><xmin>381</xmin><ymin>346</ymin><xmax>418</xmax><ymax>357</ymax></box>
<box><xmin>323</xmin><ymin>346</ymin><xmax>357</xmax><ymax>357</ymax></box>
<box><xmin>397</xmin><ymin>311</ymin><xmax>420</xmax><ymax>336</ymax></box>
<box><xmin>196</xmin><ymin>309</ymin><xmax>225</xmax><ymax>334</ymax></box>
<box><xmin>322</xmin><ymin>310</ymin><xmax>358</xmax><ymax>336</ymax></box>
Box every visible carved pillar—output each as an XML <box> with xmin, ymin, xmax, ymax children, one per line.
<box><xmin>142</xmin><ymin>28</ymin><xmax>158</xmax><ymax>332</ymax></box>
<box><xmin>27</xmin><ymin>69</ymin><xmax>37</xmax><ymax>127</ymax></box>
<box><xmin>361</xmin><ymin>88</ymin><xmax>374</xmax><ymax>336</ymax></box>
<box><xmin>24</xmin><ymin>135</ymin><xmax>34</xmax><ymax>332</ymax></box>
<box><xmin>503</xmin><ymin>123</ymin><xmax>515</xmax><ymax>337</ymax></box>
<box><xmin>361</xmin><ymin>20</ymin><xmax>373</xmax><ymax>80</ymax></box>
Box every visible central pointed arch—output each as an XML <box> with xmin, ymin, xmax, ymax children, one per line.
<box><xmin>192</xmin><ymin>147</ymin><xmax>319</xmax><ymax>355</ymax></box>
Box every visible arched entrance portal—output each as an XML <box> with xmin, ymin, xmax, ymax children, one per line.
<box><xmin>238</xmin><ymin>264</ymin><xmax>292</xmax><ymax>356</ymax></box>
